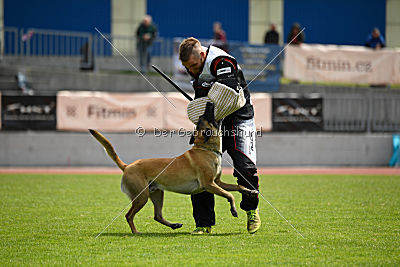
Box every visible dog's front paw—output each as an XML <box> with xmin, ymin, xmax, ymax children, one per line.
<box><xmin>240</xmin><ymin>189</ymin><xmax>259</xmax><ymax>197</ymax></box>
<box><xmin>170</xmin><ymin>223</ymin><xmax>183</xmax><ymax>230</ymax></box>
<box><xmin>249</xmin><ymin>190</ymin><xmax>259</xmax><ymax>197</ymax></box>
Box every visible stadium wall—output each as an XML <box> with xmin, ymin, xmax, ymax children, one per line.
<box><xmin>249</xmin><ymin>0</ymin><xmax>283</xmax><ymax>44</ymax></box>
<box><xmin>283</xmin><ymin>0</ymin><xmax>386</xmax><ymax>46</ymax></box>
<box><xmin>147</xmin><ymin>0</ymin><xmax>249</xmax><ymax>41</ymax></box>
<box><xmin>3</xmin><ymin>0</ymin><xmax>399</xmax><ymax>47</ymax></box>
<box><xmin>112</xmin><ymin>0</ymin><xmax>145</xmax><ymax>37</ymax></box>
<box><xmin>0</xmin><ymin>132</ymin><xmax>392</xmax><ymax>167</ymax></box>
<box><xmin>0</xmin><ymin>0</ymin><xmax>3</xmax><ymax>55</ymax></box>
<box><xmin>386</xmin><ymin>0</ymin><xmax>400</xmax><ymax>47</ymax></box>
<box><xmin>3</xmin><ymin>0</ymin><xmax>111</xmax><ymax>33</ymax></box>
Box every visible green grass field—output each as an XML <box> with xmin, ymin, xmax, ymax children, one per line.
<box><xmin>0</xmin><ymin>173</ymin><xmax>399</xmax><ymax>265</ymax></box>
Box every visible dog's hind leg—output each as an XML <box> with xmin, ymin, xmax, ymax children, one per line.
<box><xmin>150</xmin><ymin>189</ymin><xmax>183</xmax><ymax>230</ymax></box>
<box><xmin>125</xmin><ymin>192</ymin><xmax>149</xmax><ymax>234</ymax></box>
<box><xmin>204</xmin><ymin>182</ymin><xmax>238</xmax><ymax>217</ymax></box>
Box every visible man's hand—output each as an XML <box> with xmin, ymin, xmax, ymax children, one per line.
<box><xmin>143</xmin><ymin>33</ymin><xmax>150</xmax><ymax>41</ymax></box>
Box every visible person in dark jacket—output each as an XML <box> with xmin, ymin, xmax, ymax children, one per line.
<box><xmin>136</xmin><ymin>15</ymin><xmax>157</xmax><ymax>73</ymax></box>
<box><xmin>287</xmin><ymin>23</ymin><xmax>304</xmax><ymax>45</ymax></box>
<box><xmin>365</xmin><ymin>28</ymin><xmax>385</xmax><ymax>49</ymax></box>
<box><xmin>264</xmin><ymin>23</ymin><xmax>279</xmax><ymax>44</ymax></box>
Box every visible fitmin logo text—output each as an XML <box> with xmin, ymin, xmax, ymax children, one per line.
<box><xmin>307</xmin><ymin>57</ymin><xmax>372</xmax><ymax>72</ymax></box>
<box><xmin>88</xmin><ymin>105</ymin><xmax>136</xmax><ymax>119</ymax></box>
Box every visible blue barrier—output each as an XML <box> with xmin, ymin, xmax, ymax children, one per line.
<box><xmin>389</xmin><ymin>135</ymin><xmax>400</xmax><ymax>167</ymax></box>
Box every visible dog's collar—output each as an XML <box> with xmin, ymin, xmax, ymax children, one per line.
<box><xmin>208</xmin><ymin>149</ymin><xmax>222</xmax><ymax>158</ymax></box>
<box><xmin>213</xmin><ymin>150</ymin><xmax>223</xmax><ymax>157</ymax></box>
<box><xmin>196</xmin><ymin>146</ymin><xmax>222</xmax><ymax>157</ymax></box>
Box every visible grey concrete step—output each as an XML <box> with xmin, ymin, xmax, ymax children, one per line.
<box><xmin>0</xmin><ymin>65</ymin><xmax>181</xmax><ymax>93</ymax></box>
<box><xmin>0</xmin><ymin>80</ymin><xmax>18</xmax><ymax>90</ymax></box>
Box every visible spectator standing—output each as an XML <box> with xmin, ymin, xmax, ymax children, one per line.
<box><xmin>212</xmin><ymin>21</ymin><xmax>229</xmax><ymax>52</ymax></box>
<box><xmin>287</xmin><ymin>23</ymin><xmax>304</xmax><ymax>45</ymax></box>
<box><xmin>264</xmin><ymin>23</ymin><xmax>279</xmax><ymax>44</ymax></box>
<box><xmin>365</xmin><ymin>28</ymin><xmax>385</xmax><ymax>49</ymax></box>
<box><xmin>136</xmin><ymin>15</ymin><xmax>157</xmax><ymax>74</ymax></box>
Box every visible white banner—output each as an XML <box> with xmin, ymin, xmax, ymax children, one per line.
<box><xmin>57</xmin><ymin>91</ymin><xmax>167</xmax><ymax>132</ymax></box>
<box><xmin>284</xmin><ymin>44</ymin><xmax>399</xmax><ymax>84</ymax></box>
<box><xmin>394</xmin><ymin>48</ymin><xmax>400</xmax><ymax>84</ymax></box>
<box><xmin>252</xmin><ymin>93</ymin><xmax>272</xmax><ymax>132</ymax></box>
<box><xmin>167</xmin><ymin>92</ymin><xmax>271</xmax><ymax>131</ymax></box>
<box><xmin>164</xmin><ymin>92</ymin><xmax>193</xmax><ymax>131</ymax></box>
<box><xmin>57</xmin><ymin>91</ymin><xmax>272</xmax><ymax>132</ymax></box>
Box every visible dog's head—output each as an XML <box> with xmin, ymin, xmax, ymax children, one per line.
<box><xmin>190</xmin><ymin>102</ymin><xmax>221</xmax><ymax>145</ymax></box>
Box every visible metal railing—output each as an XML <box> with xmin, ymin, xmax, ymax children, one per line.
<box><xmin>0</xmin><ymin>27</ymin><xmax>173</xmax><ymax>72</ymax></box>
<box><xmin>372</xmin><ymin>95</ymin><xmax>400</xmax><ymax>132</ymax></box>
<box><xmin>324</xmin><ymin>94</ymin><xmax>369</xmax><ymax>132</ymax></box>
<box><xmin>22</xmin><ymin>28</ymin><xmax>92</xmax><ymax>57</ymax></box>
<box><xmin>92</xmin><ymin>33</ymin><xmax>173</xmax><ymax>72</ymax></box>
<box><xmin>323</xmin><ymin>93</ymin><xmax>400</xmax><ymax>132</ymax></box>
<box><xmin>1</xmin><ymin>27</ymin><xmax>18</xmax><ymax>56</ymax></box>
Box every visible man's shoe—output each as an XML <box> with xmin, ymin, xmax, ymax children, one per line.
<box><xmin>191</xmin><ymin>226</ymin><xmax>211</xmax><ymax>235</ymax></box>
<box><xmin>246</xmin><ymin>209</ymin><xmax>261</xmax><ymax>234</ymax></box>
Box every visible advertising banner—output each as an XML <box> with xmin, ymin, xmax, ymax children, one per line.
<box><xmin>163</xmin><ymin>93</ymin><xmax>193</xmax><ymax>131</ymax></box>
<box><xmin>166</xmin><ymin>93</ymin><xmax>272</xmax><ymax>132</ymax></box>
<box><xmin>272</xmin><ymin>96</ymin><xmax>323</xmax><ymax>131</ymax></box>
<box><xmin>394</xmin><ymin>48</ymin><xmax>400</xmax><ymax>84</ymax></box>
<box><xmin>284</xmin><ymin>44</ymin><xmax>399</xmax><ymax>84</ymax></box>
<box><xmin>251</xmin><ymin>93</ymin><xmax>272</xmax><ymax>132</ymax></box>
<box><xmin>57</xmin><ymin>91</ymin><xmax>167</xmax><ymax>132</ymax></box>
<box><xmin>57</xmin><ymin>91</ymin><xmax>272</xmax><ymax>132</ymax></box>
<box><xmin>1</xmin><ymin>95</ymin><xmax>56</xmax><ymax>130</ymax></box>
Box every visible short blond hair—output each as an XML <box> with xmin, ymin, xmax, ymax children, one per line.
<box><xmin>179</xmin><ymin>37</ymin><xmax>201</xmax><ymax>62</ymax></box>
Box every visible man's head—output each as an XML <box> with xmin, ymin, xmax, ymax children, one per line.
<box><xmin>291</xmin><ymin>23</ymin><xmax>301</xmax><ymax>34</ymax></box>
<box><xmin>372</xmin><ymin>28</ymin><xmax>380</xmax><ymax>38</ymax></box>
<box><xmin>213</xmin><ymin>22</ymin><xmax>222</xmax><ymax>33</ymax></box>
<box><xmin>179</xmin><ymin>37</ymin><xmax>207</xmax><ymax>76</ymax></box>
<box><xmin>143</xmin><ymin>15</ymin><xmax>152</xmax><ymax>26</ymax></box>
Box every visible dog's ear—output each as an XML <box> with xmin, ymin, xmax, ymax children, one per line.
<box><xmin>203</xmin><ymin>102</ymin><xmax>215</xmax><ymax>123</ymax></box>
<box><xmin>204</xmin><ymin>102</ymin><xmax>215</xmax><ymax>119</ymax></box>
<box><xmin>210</xmin><ymin>119</ymin><xmax>218</xmax><ymax>129</ymax></box>
<box><xmin>191</xmin><ymin>116</ymin><xmax>205</xmax><ymax>145</ymax></box>
<box><xmin>195</xmin><ymin>116</ymin><xmax>203</xmax><ymax>131</ymax></box>
<box><xmin>189</xmin><ymin>133</ymin><xmax>195</xmax><ymax>145</ymax></box>
<box><xmin>203</xmin><ymin>128</ymin><xmax>212</xmax><ymax>143</ymax></box>
<box><xmin>203</xmin><ymin>102</ymin><xmax>218</xmax><ymax>129</ymax></box>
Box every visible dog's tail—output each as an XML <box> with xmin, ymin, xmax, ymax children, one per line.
<box><xmin>89</xmin><ymin>129</ymin><xmax>127</xmax><ymax>171</ymax></box>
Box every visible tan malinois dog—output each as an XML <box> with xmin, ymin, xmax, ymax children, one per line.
<box><xmin>89</xmin><ymin>103</ymin><xmax>258</xmax><ymax>234</ymax></box>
